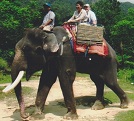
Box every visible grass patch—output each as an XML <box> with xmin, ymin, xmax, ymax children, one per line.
<box><xmin>0</xmin><ymin>86</ymin><xmax>34</xmax><ymax>101</ymax></box>
<box><xmin>114</xmin><ymin>110</ymin><xmax>134</xmax><ymax>121</ymax></box>
<box><xmin>118</xmin><ymin>68</ymin><xmax>134</xmax><ymax>83</ymax></box>
<box><xmin>118</xmin><ymin>80</ymin><xmax>134</xmax><ymax>101</ymax></box>
<box><xmin>30</xmin><ymin>71</ymin><xmax>42</xmax><ymax>80</ymax></box>
<box><xmin>0</xmin><ymin>71</ymin><xmax>42</xmax><ymax>84</ymax></box>
<box><xmin>76</xmin><ymin>72</ymin><xmax>89</xmax><ymax>77</ymax></box>
<box><xmin>104</xmin><ymin>80</ymin><xmax>134</xmax><ymax>103</ymax></box>
<box><xmin>104</xmin><ymin>91</ymin><xmax>119</xmax><ymax>103</ymax></box>
<box><xmin>0</xmin><ymin>73</ymin><xmax>11</xmax><ymax>84</ymax></box>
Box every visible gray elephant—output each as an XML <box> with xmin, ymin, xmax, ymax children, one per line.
<box><xmin>3</xmin><ymin>27</ymin><xmax>128</xmax><ymax>120</ymax></box>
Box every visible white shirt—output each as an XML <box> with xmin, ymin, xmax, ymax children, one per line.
<box><xmin>42</xmin><ymin>10</ymin><xmax>55</xmax><ymax>26</ymax></box>
<box><xmin>86</xmin><ymin>10</ymin><xmax>97</xmax><ymax>24</ymax></box>
<box><xmin>68</xmin><ymin>9</ymin><xmax>88</xmax><ymax>24</ymax></box>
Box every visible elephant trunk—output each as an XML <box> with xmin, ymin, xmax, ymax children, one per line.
<box><xmin>3</xmin><ymin>48</ymin><xmax>27</xmax><ymax>92</ymax></box>
<box><xmin>3</xmin><ymin>48</ymin><xmax>28</xmax><ymax>119</ymax></box>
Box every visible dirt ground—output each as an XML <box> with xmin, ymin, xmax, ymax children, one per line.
<box><xmin>0</xmin><ymin>77</ymin><xmax>134</xmax><ymax>121</ymax></box>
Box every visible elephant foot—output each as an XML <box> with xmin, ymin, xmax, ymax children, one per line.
<box><xmin>29</xmin><ymin>106</ymin><xmax>45</xmax><ymax>120</ymax></box>
<box><xmin>91</xmin><ymin>100</ymin><xmax>104</xmax><ymax>110</ymax></box>
<box><xmin>31</xmin><ymin>113</ymin><xmax>45</xmax><ymax>120</ymax></box>
<box><xmin>120</xmin><ymin>96</ymin><xmax>129</xmax><ymax>109</ymax></box>
<box><xmin>21</xmin><ymin>113</ymin><xmax>30</xmax><ymax>121</ymax></box>
<box><xmin>34</xmin><ymin>106</ymin><xmax>42</xmax><ymax>115</ymax></box>
<box><xmin>63</xmin><ymin>112</ymin><xmax>78</xmax><ymax>120</ymax></box>
<box><xmin>120</xmin><ymin>100</ymin><xmax>129</xmax><ymax>109</ymax></box>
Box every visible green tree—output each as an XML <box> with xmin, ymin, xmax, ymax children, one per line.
<box><xmin>111</xmin><ymin>8</ymin><xmax>134</xmax><ymax>66</ymax></box>
<box><xmin>92</xmin><ymin>0</ymin><xmax>121</xmax><ymax>44</ymax></box>
<box><xmin>52</xmin><ymin>0</ymin><xmax>74</xmax><ymax>25</ymax></box>
<box><xmin>0</xmin><ymin>0</ymin><xmax>41</xmax><ymax>50</ymax></box>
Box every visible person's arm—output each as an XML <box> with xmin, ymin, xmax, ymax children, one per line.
<box><xmin>39</xmin><ymin>12</ymin><xmax>55</xmax><ymax>28</ymax></box>
<box><xmin>39</xmin><ymin>20</ymin><xmax>52</xmax><ymax>29</ymax></box>
<box><xmin>67</xmin><ymin>12</ymin><xmax>75</xmax><ymax>22</ymax></box>
<box><xmin>72</xmin><ymin>10</ymin><xmax>87</xmax><ymax>22</ymax></box>
<box><xmin>63</xmin><ymin>12</ymin><xmax>75</xmax><ymax>24</ymax></box>
<box><xmin>68</xmin><ymin>10</ymin><xmax>87</xmax><ymax>23</ymax></box>
<box><xmin>91</xmin><ymin>12</ymin><xmax>97</xmax><ymax>25</ymax></box>
<box><xmin>42</xmin><ymin>19</ymin><xmax>53</xmax><ymax>26</ymax></box>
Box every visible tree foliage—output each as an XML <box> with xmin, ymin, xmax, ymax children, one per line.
<box><xmin>51</xmin><ymin>0</ymin><xmax>73</xmax><ymax>25</ymax></box>
<box><xmin>111</xmin><ymin>8</ymin><xmax>134</xmax><ymax>63</ymax></box>
<box><xmin>0</xmin><ymin>0</ymin><xmax>41</xmax><ymax>50</ymax></box>
<box><xmin>0</xmin><ymin>0</ymin><xmax>134</xmax><ymax>69</ymax></box>
<box><xmin>92</xmin><ymin>0</ymin><xmax>121</xmax><ymax>43</ymax></box>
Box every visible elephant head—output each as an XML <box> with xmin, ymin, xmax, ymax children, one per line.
<box><xmin>2</xmin><ymin>28</ymin><xmax>59</xmax><ymax>118</ymax></box>
<box><xmin>3</xmin><ymin>28</ymin><xmax>59</xmax><ymax>93</ymax></box>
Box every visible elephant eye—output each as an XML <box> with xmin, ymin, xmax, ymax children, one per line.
<box><xmin>35</xmin><ymin>46</ymin><xmax>43</xmax><ymax>55</ymax></box>
<box><xmin>22</xmin><ymin>45</ymin><xmax>31</xmax><ymax>52</ymax></box>
<box><xmin>43</xmin><ymin>44</ymin><xmax>48</xmax><ymax>50</ymax></box>
<box><xmin>43</xmin><ymin>36</ymin><xmax>47</xmax><ymax>40</ymax></box>
<box><xmin>42</xmin><ymin>36</ymin><xmax>48</xmax><ymax>43</ymax></box>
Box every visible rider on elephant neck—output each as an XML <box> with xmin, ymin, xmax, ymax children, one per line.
<box><xmin>39</xmin><ymin>3</ymin><xmax>55</xmax><ymax>31</ymax></box>
<box><xmin>64</xmin><ymin>1</ymin><xmax>88</xmax><ymax>25</ymax></box>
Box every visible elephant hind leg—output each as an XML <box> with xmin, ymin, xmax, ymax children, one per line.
<box><xmin>105</xmin><ymin>80</ymin><xmax>129</xmax><ymax>108</ymax></box>
<box><xmin>103</xmin><ymin>61</ymin><xmax>129</xmax><ymax>108</ymax></box>
<box><xmin>90</xmin><ymin>75</ymin><xmax>105</xmax><ymax>110</ymax></box>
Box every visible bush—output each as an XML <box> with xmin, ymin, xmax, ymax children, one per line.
<box><xmin>118</xmin><ymin>68</ymin><xmax>134</xmax><ymax>83</ymax></box>
<box><xmin>0</xmin><ymin>49</ymin><xmax>15</xmax><ymax>66</ymax></box>
<box><xmin>0</xmin><ymin>58</ymin><xmax>8</xmax><ymax>70</ymax></box>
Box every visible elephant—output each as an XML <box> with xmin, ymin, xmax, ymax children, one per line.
<box><xmin>3</xmin><ymin>27</ymin><xmax>129</xmax><ymax>120</ymax></box>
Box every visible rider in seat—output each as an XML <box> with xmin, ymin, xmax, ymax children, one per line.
<box><xmin>83</xmin><ymin>4</ymin><xmax>97</xmax><ymax>26</ymax></box>
<box><xmin>63</xmin><ymin>1</ymin><xmax>88</xmax><ymax>38</ymax></box>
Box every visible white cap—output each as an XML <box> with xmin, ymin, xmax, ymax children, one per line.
<box><xmin>84</xmin><ymin>4</ymin><xmax>90</xmax><ymax>7</ymax></box>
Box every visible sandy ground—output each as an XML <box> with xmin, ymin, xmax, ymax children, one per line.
<box><xmin>0</xmin><ymin>77</ymin><xmax>134</xmax><ymax>121</ymax></box>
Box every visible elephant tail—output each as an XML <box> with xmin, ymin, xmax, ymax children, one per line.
<box><xmin>117</xmin><ymin>59</ymin><xmax>124</xmax><ymax>71</ymax></box>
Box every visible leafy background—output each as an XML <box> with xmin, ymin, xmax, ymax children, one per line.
<box><xmin>0</xmin><ymin>0</ymin><xmax>134</xmax><ymax>83</ymax></box>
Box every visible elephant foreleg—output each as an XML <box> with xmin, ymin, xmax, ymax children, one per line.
<box><xmin>90</xmin><ymin>74</ymin><xmax>105</xmax><ymax>110</ymax></box>
<box><xmin>59</xmin><ymin>69</ymin><xmax>78</xmax><ymax>120</ymax></box>
<box><xmin>35</xmin><ymin>68</ymin><xmax>57</xmax><ymax>114</ymax></box>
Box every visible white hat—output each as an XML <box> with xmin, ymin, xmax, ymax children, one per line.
<box><xmin>84</xmin><ymin>4</ymin><xmax>90</xmax><ymax>7</ymax></box>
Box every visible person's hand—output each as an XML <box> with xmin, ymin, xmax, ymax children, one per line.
<box><xmin>93</xmin><ymin>24</ymin><xmax>97</xmax><ymax>27</ymax></box>
<box><xmin>63</xmin><ymin>21</ymin><xmax>68</xmax><ymax>25</ymax></box>
<box><xmin>68</xmin><ymin>20</ymin><xmax>75</xmax><ymax>23</ymax></box>
<box><xmin>39</xmin><ymin>25</ymin><xmax>45</xmax><ymax>29</ymax></box>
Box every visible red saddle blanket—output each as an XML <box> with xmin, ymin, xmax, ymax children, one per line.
<box><xmin>63</xmin><ymin>24</ymin><xmax>109</xmax><ymax>56</ymax></box>
<box><xmin>76</xmin><ymin>39</ymin><xmax>108</xmax><ymax>56</ymax></box>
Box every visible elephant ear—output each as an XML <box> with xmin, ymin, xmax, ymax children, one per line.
<box><xmin>23</xmin><ymin>28</ymin><xmax>31</xmax><ymax>36</ymax></box>
<box><xmin>42</xmin><ymin>32</ymin><xmax>59</xmax><ymax>53</ymax></box>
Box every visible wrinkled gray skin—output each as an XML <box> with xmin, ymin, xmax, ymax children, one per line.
<box><xmin>11</xmin><ymin>27</ymin><xmax>128</xmax><ymax>120</ymax></box>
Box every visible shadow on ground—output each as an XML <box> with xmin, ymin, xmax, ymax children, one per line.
<box><xmin>10</xmin><ymin>96</ymin><xmax>112</xmax><ymax>120</ymax></box>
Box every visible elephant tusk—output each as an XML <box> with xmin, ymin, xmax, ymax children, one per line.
<box><xmin>60</xmin><ymin>42</ymin><xmax>63</xmax><ymax>56</ymax></box>
<box><xmin>2</xmin><ymin>71</ymin><xmax>24</xmax><ymax>93</ymax></box>
<box><xmin>59</xmin><ymin>36</ymin><xmax>67</xmax><ymax>56</ymax></box>
<box><xmin>62</xmin><ymin>36</ymin><xmax>66</xmax><ymax>42</ymax></box>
